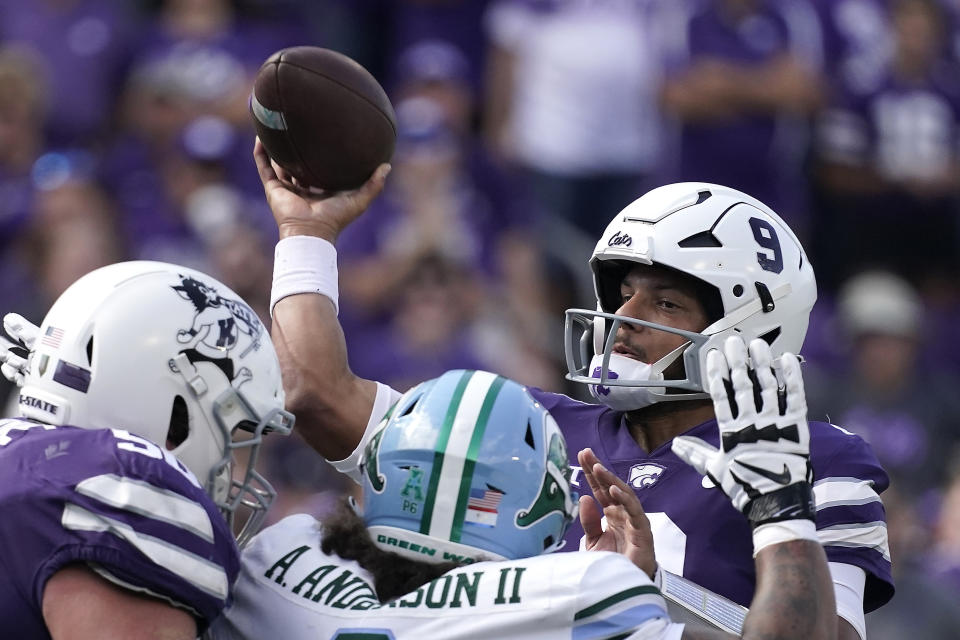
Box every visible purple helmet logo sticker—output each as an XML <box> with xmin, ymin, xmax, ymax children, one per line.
<box><xmin>591</xmin><ymin>366</ymin><xmax>618</xmax><ymax>396</ymax></box>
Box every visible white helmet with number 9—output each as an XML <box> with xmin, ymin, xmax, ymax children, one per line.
<box><xmin>12</xmin><ymin>261</ymin><xmax>293</xmax><ymax>544</ymax></box>
<box><xmin>565</xmin><ymin>183</ymin><xmax>817</xmax><ymax>410</ymax></box>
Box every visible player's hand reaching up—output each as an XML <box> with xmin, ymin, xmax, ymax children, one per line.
<box><xmin>578</xmin><ymin>447</ymin><xmax>657</xmax><ymax>579</ymax></box>
<box><xmin>672</xmin><ymin>336</ymin><xmax>814</xmax><ymax>527</ymax></box>
<box><xmin>254</xmin><ymin>137</ymin><xmax>390</xmax><ymax>243</ymax></box>
<box><xmin>1</xmin><ymin>313</ymin><xmax>39</xmax><ymax>385</ymax></box>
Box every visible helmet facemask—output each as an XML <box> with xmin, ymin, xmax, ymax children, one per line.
<box><xmin>565</xmin><ymin>308</ymin><xmax>712</xmax><ymax>409</ymax></box>
<box><xmin>204</xmin><ymin>387</ymin><xmax>293</xmax><ymax>547</ymax></box>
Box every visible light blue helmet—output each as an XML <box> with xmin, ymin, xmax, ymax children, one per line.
<box><xmin>361</xmin><ymin>369</ymin><xmax>578</xmax><ymax>564</ymax></box>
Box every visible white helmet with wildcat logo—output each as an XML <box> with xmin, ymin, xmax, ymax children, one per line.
<box><xmin>11</xmin><ymin>261</ymin><xmax>293</xmax><ymax>544</ymax></box>
<box><xmin>565</xmin><ymin>183</ymin><xmax>817</xmax><ymax>410</ymax></box>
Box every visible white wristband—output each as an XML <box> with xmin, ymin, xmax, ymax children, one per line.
<box><xmin>752</xmin><ymin>519</ymin><xmax>819</xmax><ymax>556</ymax></box>
<box><xmin>271</xmin><ymin>236</ymin><xmax>339</xmax><ymax>317</ymax></box>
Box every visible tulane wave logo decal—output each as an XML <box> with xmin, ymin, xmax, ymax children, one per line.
<box><xmin>363</xmin><ymin>425</ymin><xmax>388</xmax><ymax>494</ymax></box>
<box><xmin>516</xmin><ymin>431</ymin><xmax>575</xmax><ymax>528</ymax></box>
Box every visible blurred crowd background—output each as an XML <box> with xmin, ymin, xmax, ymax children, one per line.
<box><xmin>1</xmin><ymin>0</ymin><xmax>959</xmax><ymax>635</ymax></box>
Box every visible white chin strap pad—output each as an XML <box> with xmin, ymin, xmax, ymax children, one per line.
<box><xmin>587</xmin><ymin>353</ymin><xmax>665</xmax><ymax>411</ymax></box>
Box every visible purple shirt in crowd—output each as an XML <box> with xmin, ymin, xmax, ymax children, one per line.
<box><xmin>822</xmin><ymin>66</ymin><xmax>960</xmax><ymax>187</ymax></box>
<box><xmin>0</xmin><ymin>419</ymin><xmax>239</xmax><ymax>638</ymax></box>
<box><xmin>666</xmin><ymin>0</ymin><xmax>815</xmax><ymax>216</ymax></box>
<box><xmin>529</xmin><ymin>388</ymin><xmax>895</xmax><ymax>613</ymax></box>
<box><xmin>0</xmin><ymin>0</ymin><xmax>140</xmax><ymax>146</ymax></box>
<box><xmin>810</xmin><ymin>0</ymin><xmax>890</xmax><ymax>95</ymax></box>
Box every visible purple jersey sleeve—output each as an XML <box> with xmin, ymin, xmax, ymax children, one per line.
<box><xmin>0</xmin><ymin>419</ymin><xmax>239</xmax><ymax>638</ymax></box>
<box><xmin>807</xmin><ymin>421</ymin><xmax>893</xmax><ymax>612</ymax></box>
<box><xmin>528</xmin><ymin>389</ymin><xmax>894</xmax><ymax>613</ymax></box>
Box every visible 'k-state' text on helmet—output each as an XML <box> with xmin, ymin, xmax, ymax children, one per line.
<box><xmin>361</xmin><ymin>369</ymin><xmax>578</xmax><ymax>564</ymax></box>
<box><xmin>565</xmin><ymin>183</ymin><xmax>817</xmax><ymax>408</ymax></box>
<box><xmin>15</xmin><ymin>261</ymin><xmax>293</xmax><ymax>544</ymax></box>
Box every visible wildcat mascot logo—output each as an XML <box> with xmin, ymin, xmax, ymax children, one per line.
<box><xmin>172</xmin><ymin>275</ymin><xmax>263</xmax><ymax>386</ymax></box>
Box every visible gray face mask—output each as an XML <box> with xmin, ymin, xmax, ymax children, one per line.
<box><xmin>565</xmin><ymin>308</ymin><xmax>712</xmax><ymax>411</ymax></box>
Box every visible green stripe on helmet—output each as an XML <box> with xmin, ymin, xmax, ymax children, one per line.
<box><xmin>449</xmin><ymin>375</ymin><xmax>507</xmax><ymax>542</ymax></box>
<box><xmin>419</xmin><ymin>370</ymin><xmax>474</xmax><ymax>534</ymax></box>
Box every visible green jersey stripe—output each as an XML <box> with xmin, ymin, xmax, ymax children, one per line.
<box><xmin>450</xmin><ymin>375</ymin><xmax>507</xmax><ymax>542</ymax></box>
<box><xmin>419</xmin><ymin>370</ymin><xmax>474</xmax><ymax>534</ymax></box>
<box><xmin>573</xmin><ymin>585</ymin><xmax>661</xmax><ymax>621</ymax></box>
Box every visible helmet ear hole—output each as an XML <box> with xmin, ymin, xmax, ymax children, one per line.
<box><xmin>759</xmin><ymin>327</ymin><xmax>781</xmax><ymax>346</ymax></box>
<box><xmin>85</xmin><ymin>336</ymin><xmax>94</xmax><ymax>366</ymax></box>
<box><xmin>524</xmin><ymin>421</ymin><xmax>536</xmax><ymax>449</ymax></box>
<box><xmin>399</xmin><ymin>398</ymin><xmax>419</xmax><ymax>418</ymax></box>
<box><xmin>166</xmin><ymin>395</ymin><xmax>190</xmax><ymax>450</ymax></box>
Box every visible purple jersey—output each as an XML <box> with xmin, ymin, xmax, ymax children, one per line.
<box><xmin>810</xmin><ymin>0</ymin><xmax>890</xmax><ymax>94</ymax></box>
<box><xmin>819</xmin><ymin>67</ymin><xmax>960</xmax><ymax>183</ymax></box>
<box><xmin>0</xmin><ymin>419</ymin><xmax>239</xmax><ymax>638</ymax></box>
<box><xmin>663</xmin><ymin>0</ymin><xmax>820</xmax><ymax>216</ymax></box>
<box><xmin>529</xmin><ymin>389</ymin><xmax>894</xmax><ymax>613</ymax></box>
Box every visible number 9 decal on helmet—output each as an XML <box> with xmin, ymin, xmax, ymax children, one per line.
<box><xmin>564</xmin><ymin>182</ymin><xmax>817</xmax><ymax>411</ymax></box>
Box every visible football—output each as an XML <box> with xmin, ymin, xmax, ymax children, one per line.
<box><xmin>250</xmin><ymin>46</ymin><xmax>397</xmax><ymax>191</ymax></box>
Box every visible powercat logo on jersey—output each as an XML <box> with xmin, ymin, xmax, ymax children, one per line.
<box><xmin>172</xmin><ymin>275</ymin><xmax>264</xmax><ymax>387</ymax></box>
<box><xmin>608</xmin><ymin>231</ymin><xmax>633</xmax><ymax>247</ymax></box>
<box><xmin>628</xmin><ymin>463</ymin><xmax>665</xmax><ymax>489</ymax></box>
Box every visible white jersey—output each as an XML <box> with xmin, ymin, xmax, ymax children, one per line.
<box><xmin>209</xmin><ymin>514</ymin><xmax>685</xmax><ymax>640</ymax></box>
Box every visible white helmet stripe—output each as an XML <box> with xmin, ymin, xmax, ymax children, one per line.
<box><xmin>425</xmin><ymin>370</ymin><xmax>500</xmax><ymax>542</ymax></box>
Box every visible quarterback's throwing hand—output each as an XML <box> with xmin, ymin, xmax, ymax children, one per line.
<box><xmin>672</xmin><ymin>336</ymin><xmax>814</xmax><ymax>527</ymax></box>
<box><xmin>253</xmin><ymin>137</ymin><xmax>389</xmax><ymax>243</ymax></box>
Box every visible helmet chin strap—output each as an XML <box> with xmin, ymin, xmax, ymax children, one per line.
<box><xmin>587</xmin><ymin>353</ymin><xmax>666</xmax><ymax>411</ymax></box>
<box><xmin>169</xmin><ymin>352</ymin><xmax>209</xmax><ymax>396</ymax></box>
<box><xmin>587</xmin><ymin>343</ymin><xmax>701</xmax><ymax>412</ymax></box>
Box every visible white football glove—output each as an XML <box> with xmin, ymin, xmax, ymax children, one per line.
<box><xmin>1</xmin><ymin>313</ymin><xmax>39</xmax><ymax>386</ymax></box>
<box><xmin>672</xmin><ymin>336</ymin><xmax>814</xmax><ymax>526</ymax></box>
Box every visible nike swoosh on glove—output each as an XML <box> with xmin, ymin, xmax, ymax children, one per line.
<box><xmin>1</xmin><ymin>313</ymin><xmax>39</xmax><ymax>385</ymax></box>
<box><xmin>672</xmin><ymin>336</ymin><xmax>815</xmax><ymax>527</ymax></box>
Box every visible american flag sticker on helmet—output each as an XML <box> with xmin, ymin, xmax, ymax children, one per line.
<box><xmin>41</xmin><ymin>326</ymin><xmax>64</xmax><ymax>348</ymax></box>
<box><xmin>465</xmin><ymin>487</ymin><xmax>503</xmax><ymax>527</ymax></box>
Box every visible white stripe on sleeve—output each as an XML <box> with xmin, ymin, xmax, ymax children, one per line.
<box><xmin>813</xmin><ymin>477</ymin><xmax>881</xmax><ymax>511</ymax></box>
<box><xmin>817</xmin><ymin>521</ymin><xmax>891</xmax><ymax>562</ymax></box>
<box><xmin>62</xmin><ymin>503</ymin><xmax>229</xmax><ymax>600</ymax></box>
<box><xmin>331</xmin><ymin>381</ymin><xmax>403</xmax><ymax>484</ymax></box>
<box><xmin>75</xmin><ymin>474</ymin><xmax>215</xmax><ymax>542</ymax></box>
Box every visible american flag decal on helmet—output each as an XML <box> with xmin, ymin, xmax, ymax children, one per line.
<box><xmin>465</xmin><ymin>486</ymin><xmax>503</xmax><ymax>527</ymax></box>
<box><xmin>41</xmin><ymin>326</ymin><xmax>64</xmax><ymax>348</ymax></box>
